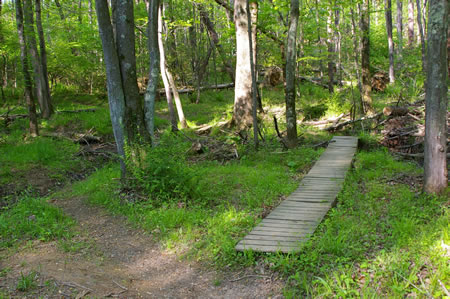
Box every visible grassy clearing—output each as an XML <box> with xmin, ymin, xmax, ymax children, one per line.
<box><xmin>0</xmin><ymin>196</ymin><xmax>75</xmax><ymax>249</ymax></box>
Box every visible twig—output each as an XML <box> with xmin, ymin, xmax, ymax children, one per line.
<box><xmin>325</xmin><ymin>112</ymin><xmax>383</xmax><ymax>131</ymax></box>
<box><xmin>438</xmin><ymin>279</ymin><xmax>450</xmax><ymax>297</ymax></box>
<box><xmin>112</xmin><ymin>280</ymin><xmax>128</xmax><ymax>291</ymax></box>
<box><xmin>62</xmin><ymin>281</ymin><xmax>93</xmax><ymax>292</ymax></box>
<box><xmin>229</xmin><ymin>274</ymin><xmax>271</xmax><ymax>282</ymax></box>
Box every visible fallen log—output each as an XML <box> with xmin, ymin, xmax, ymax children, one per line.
<box><xmin>298</xmin><ymin>76</ymin><xmax>328</xmax><ymax>89</ymax></box>
<box><xmin>152</xmin><ymin>83</ymin><xmax>235</xmax><ymax>96</ymax></box>
<box><xmin>325</xmin><ymin>112</ymin><xmax>383</xmax><ymax>131</ymax></box>
<box><xmin>383</xmin><ymin>106</ymin><xmax>409</xmax><ymax>117</ymax></box>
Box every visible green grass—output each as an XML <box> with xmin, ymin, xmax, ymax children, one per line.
<box><xmin>0</xmin><ymin>197</ymin><xmax>75</xmax><ymax>248</ymax></box>
<box><xmin>16</xmin><ymin>271</ymin><xmax>38</xmax><ymax>292</ymax></box>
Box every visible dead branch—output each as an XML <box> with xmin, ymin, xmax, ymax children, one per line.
<box><xmin>326</xmin><ymin>112</ymin><xmax>383</xmax><ymax>131</ymax></box>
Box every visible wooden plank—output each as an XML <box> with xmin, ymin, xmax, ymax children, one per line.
<box><xmin>236</xmin><ymin>136</ymin><xmax>358</xmax><ymax>252</ymax></box>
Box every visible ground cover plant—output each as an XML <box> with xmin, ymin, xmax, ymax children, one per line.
<box><xmin>0</xmin><ymin>0</ymin><xmax>448</xmax><ymax>297</ymax></box>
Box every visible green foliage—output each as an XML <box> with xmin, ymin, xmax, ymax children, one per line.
<box><xmin>0</xmin><ymin>197</ymin><xmax>75</xmax><ymax>248</ymax></box>
<box><xmin>16</xmin><ymin>271</ymin><xmax>38</xmax><ymax>292</ymax></box>
<box><xmin>127</xmin><ymin>134</ymin><xmax>200</xmax><ymax>203</ymax></box>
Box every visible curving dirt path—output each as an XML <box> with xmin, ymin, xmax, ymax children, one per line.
<box><xmin>1</xmin><ymin>195</ymin><xmax>284</xmax><ymax>298</ymax></box>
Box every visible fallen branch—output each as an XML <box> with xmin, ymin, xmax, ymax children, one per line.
<box><xmin>326</xmin><ymin>112</ymin><xmax>383</xmax><ymax>131</ymax></box>
<box><xmin>298</xmin><ymin>76</ymin><xmax>328</xmax><ymax>88</ymax></box>
<box><xmin>393</xmin><ymin>152</ymin><xmax>450</xmax><ymax>158</ymax></box>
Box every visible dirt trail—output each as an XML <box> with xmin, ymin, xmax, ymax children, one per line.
<box><xmin>1</xmin><ymin>195</ymin><xmax>284</xmax><ymax>298</ymax></box>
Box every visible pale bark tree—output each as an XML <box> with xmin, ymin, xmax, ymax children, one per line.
<box><xmin>15</xmin><ymin>0</ymin><xmax>38</xmax><ymax>137</ymax></box>
<box><xmin>23</xmin><ymin>0</ymin><xmax>53</xmax><ymax>119</ymax></box>
<box><xmin>113</xmin><ymin>0</ymin><xmax>149</xmax><ymax>143</ymax></box>
<box><xmin>350</xmin><ymin>7</ymin><xmax>363</xmax><ymax>98</ymax></box>
<box><xmin>416</xmin><ymin>0</ymin><xmax>426</xmax><ymax>72</ymax></box>
<box><xmin>361</xmin><ymin>0</ymin><xmax>374</xmax><ymax>114</ymax></box>
<box><xmin>285</xmin><ymin>0</ymin><xmax>299</xmax><ymax>148</ymax></box>
<box><xmin>233</xmin><ymin>0</ymin><xmax>253</xmax><ymax>129</ymax></box>
<box><xmin>159</xmin><ymin>4</ymin><xmax>188</xmax><ymax>129</ymax></box>
<box><xmin>396</xmin><ymin>0</ymin><xmax>403</xmax><ymax>58</ymax></box>
<box><xmin>423</xmin><ymin>0</ymin><xmax>448</xmax><ymax>194</ymax></box>
<box><xmin>158</xmin><ymin>5</ymin><xmax>177</xmax><ymax>131</ymax></box>
<box><xmin>385</xmin><ymin>0</ymin><xmax>395</xmax><ymax>83</ymax></box>
<box><xmin>144</xmin><ymin>0</ymin><xmax>160</xmax><ymax>143</ymax></box>
<box><xmin>95</xmin><ymin>0</ymin><xmax>127</xmax><ymax>176</ymax></box>
<box><xmin>408</xmin><ymin>0</ymin><xmax>415</xmax><ymax>46</ymax></box>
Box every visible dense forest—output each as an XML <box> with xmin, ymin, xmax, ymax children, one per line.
<box><xmin>0</xmin><ymin>0</ymin><xmax>448</xmax><ymax>297</ymax></box>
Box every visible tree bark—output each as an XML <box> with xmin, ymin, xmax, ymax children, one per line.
<box><xmin>360</xmin><ymin>0</ymin><xmax>374</xmax><ymax>115</ymax></box>
<box><xmin>144</xmin><ymin>0</ymin><xmax>160</xmax><ymax>143</ymax></box>
<box><xmin>416</xmin><ymin>0</ymin><xmax>426</xmax><ymax>73</ymax></box>
<box><xmin>95</xmin><ymin>0</ymin><xmax>127</xmax><ymax>177</ymax></box>
<box><xmin>246</xmin><ymin>0</ymin><xmax>258</xmax><ymax>147</ymax></box>
<box><xmin>350</xmin><ymin>8</ymin><xmax>363</xmax><ymax>98</ymax></box>
<box><xmin>35</xmin><ymin>0</ymin><xmax>51</xmax><ymax>102</ymax></box>
<box><xmin>285</xmin><ymin>0</ymin><xmax>299</xmax><ymax>148</ymax></box>
<box><xmin>408</xmin><ymin>0</ymin><xmax>415</xmax><ymax>46</ymax></box>
<box><xmin>23</xmin><ymin>0</ymin><xmax>53</xmax><ymax>119</ymax></box>
<box><xmin>233</xmin><ymin>0</ymin><xmax>253</xmax><ymax>129</ymax></box>
<box><xmin>327</xmin><ymin>8</ymin><xmax>335</xmax><ymax>93</ymax></box>
<box><xmin>385</xmin><ymin>0</ymin><xmax>395</xmax><ymax>83</ymax></box>
<box><xmin>15</xmin><ymin>0</ymin><xmax>38</xmax><ymax>137</ymax></box>
<box><xmin>54</xmin><ymin>0</ymin><xmax>65</xmax><ymax>20</ymax></box>
<box><xmin>423</xmin><ymin>0</ymin><xmax>448</xmax><ymax>194</ymax></box>
<box><xmin>113</xmin><ymin>0</ymin><xmax>149</xmax><ymax>143</ymax></box>
<box><xmin>396</xmin><ymin>0</ymin><xmax>403</xmax><ymax>59</ymax></box>
<box><xmin>158</xmin><ymin>5</ymin><xmax>177</xmax><ymax>131</ymax></box>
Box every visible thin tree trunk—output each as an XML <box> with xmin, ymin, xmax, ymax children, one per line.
<box><xmin>335</xmin><ymin>7</ymin><xmax>342</xmax><ymax>85</ymax></box>
<box><xmin>327</xmin><ymin>9</ymin><xmax>335</xmax><ymax>93</ymax></box>
<box><xmin>89</xmin><ymin>0</ymin><xmax>93</xmax><ymax>25</ymax></box>
<box><xmin>144</xmin><ymin>0</ymin><xmax>160</xmax><ymax>143</ymax></box>
<box><xmin>408</xmin><ymin>0</ymin><xmax>415</xmax><ymax>46</ymax></box>
<box><xmin>158</xmin><ymin>5</ymin><xmax>177</xmax><ymax>131</ymax></box>
<box><xmin>35</xmin><ymin>0</ymin><xmax>51</xmax><ymax>102</ymax></box>
<box><xmin>15</xmin><ymin>0</ymin><xmax>38</xmax><ymax>137</ymax></box>
<box><xmin>199</xmin><ymin>6</ymin><xmax>235</xmax><ymax>83</ymax></box>
<box><xmin>23</xmin><ymin>0</ymin><xmax>53</xmax><ymax>119</ymax></box>
<box><xmin>350</xmin><ymin>8</ymin><xmax>363</xmax><ymax>99</ymax></box>
<box><xmin>361</xmin><ymin>0</ymin><xmax>374</xmax><ymax>114</ymax></box>
<box><xmin>423</xmin><ymin>0</ymin><xmax>448</xmax><ymax>194</ymax></box>
<box><xmin>385</xmin><ymin>0</ymin><xmax>395</xmax><ymax>83</ymax></box>
<box><xmin>285</xmin><ymin>0</ymin><xmax>299</xmax><ymax>148</ymax></box>
<box><xmin>246</xmin><ymin>0</ymin><xmax>258</xmax><ymax>148</ymax></box>
<box><xmin>416</xmin><ymin>0</ymin><xmax>426</xmax><ymax>73</ymax></box>
<box><xmin>233</xmin><ymin>0</ymin><xmax>253</xmax><ymax>129</ymax></box>
<box><xmin>54</xmin><ymin>0</ymin><xmax>65</xmax><ymax>20</ymax></box>
<box><xmin>315</xmin><ymin>0</ymin><xmax>324</xmax><ymax>80</ymax></box>
<box><xmin>396</xmin><ymin>0</ymin><xmax>403</xmax><ymax>59</ymax></box>
<box><xmin>78</xmin><ymin>0</ymin><xmax>82</xmax><ymax>24</ymax></box>
<box><xmin>95</xmin><ymin>0</ymin><xmax>127</xmax><ymax>176</ymax></box>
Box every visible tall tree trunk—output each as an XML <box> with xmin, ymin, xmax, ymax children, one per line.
<box><xmin>416</xmin><ymin>0</ymin><xmax>426</xmax><ymax>73</ymax></box>
<box><xmin>233</xmin><ymin>0</ymin><xmax>252</xmax><ymax>129</ymax></box>
<box><xmin>385</xmin><ymin>0</ymin><xmax>395</xmax><ymax>83</ymax></box>
<box><xmin>285</xmin><ymin>0</ymin><xmax>299</xmax><ymax>148</ymax></box>
<box><xmin>350</xmin><ymin>8</ymin><xmax>363</xmax><ymax>98</ymax></box>
<box><xmin>158</xmin><ymin>5</ymin><xmax>177</xmax><ymax>131</ymax></box>
<box><xmin>361</xmin><ymin>0</ymin><xmax>374</xmax><ymax>114</ymax></box>
<box><xmin>314</xmin><ymin>0</ymin><xmax>324</xmax><ymax>80</ymax></box>
<box><xmin>95</xmin><ymin>0</ymin><xmax>127</xmax><ymax>177</ymax></box>
<box><xmin>423</xmin><ymin>0</ymin><xmax>448</xmax><ymax>194</ymax></box>
<box><xmin>144</xmin><ymin>0</ymin><xmax>160</xmax><ymax>143</ymax></box>
<box><xmin>246</xmin><ymin>0</ymin><xmax>258</xmax><ymax>147</ymax></box>
<box><xmin>23</xmin><ymin>0</ymin><xmax>53</xmax><ymax>119</ymax></box>
<box><xmin>78</xmin><ymin>0</ymin><xmax>82</xmax><ymax>24</ymax></box>
<box><xmin>327</xmin><ymin>8</ymin><xmax>335</xmax><ymax>93</ymax></box>
<box><xmin>408</xmin><ymin>0</ymin><xmax>415</xmax><ymax>46</ymax></box>
<box><xmin>89</xmin><ymin>0</ymin><xmax>93</xmax><ymax>25</ymax></box>
<box><xmin>335</xmin><ymin>7</ymin><xmax>342</xmax><ymax>85</ymax></box>
<box><xmin>113</xmin><ymin>0</ymin><xmax>149</xmax><ymax>143</ymax></box>
<box><xmin>15</xmin><ymin>0</ymin><xmax>39</xmax><ymax>137</ymax></box>
<box><xmin>35</xmin><ymin>0</ymin><xmax>51</xmax><ymax>102</ymax></box>
<box><xmin>396</xmin><ymin>0</ymin><xmax>403</xmax><ymax>59</ymax></box>
<box><xmin>199</xmin><ymin>6</ymin><xmax>235</xmax><ymax>83</ymax></box>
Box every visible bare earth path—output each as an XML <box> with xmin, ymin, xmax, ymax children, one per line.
<box><xmin>1</xmin><ymin>194</ymin><xmax>284</xmax><ymax>298</ymax></box>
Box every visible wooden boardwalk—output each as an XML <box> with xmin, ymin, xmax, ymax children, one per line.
<box><xmin>235</xmin><ymin>136</ymin><xmax>358</xmax><ymax>253</ymax></box>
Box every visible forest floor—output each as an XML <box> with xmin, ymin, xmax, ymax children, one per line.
<box><xmin>1</xmin><ymin>87</ymin><xmax>448</xmax><ymax>298</ymax></box>
<box><xmin>1</xmin><ymin>183</ymin><xmax>283</xmax><ymax>298</ymax></box>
